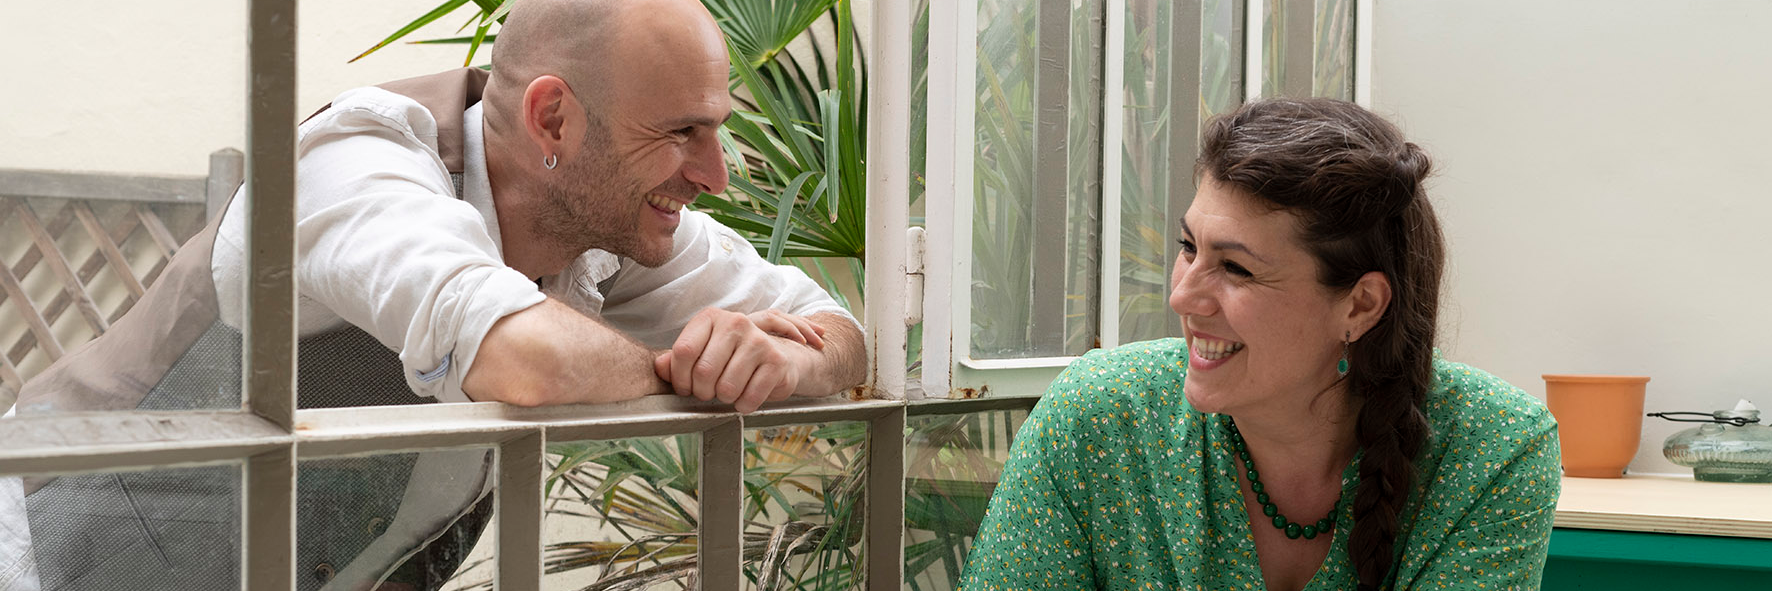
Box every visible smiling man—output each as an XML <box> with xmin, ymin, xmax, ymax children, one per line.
<box><xmin>2</xmin><ymin>0</ymin><xmax>864</xmax><ymax>589</ymax></box>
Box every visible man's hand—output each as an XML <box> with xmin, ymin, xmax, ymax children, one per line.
<box><xmin>655</xmin><ymin>308</ymin><xmax>845</xmax><ymax>413</ymax></box>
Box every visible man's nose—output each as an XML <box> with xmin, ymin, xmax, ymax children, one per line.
<box><xmin>683</xmin><ymin>132</ymin><xmax>729</xmax><ymax>195</ymax></box>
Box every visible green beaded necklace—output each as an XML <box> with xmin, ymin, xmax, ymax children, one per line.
<box><xmin>1227</xmin><ymin>418</ymin><xmax>1337</xmax><ymax>540</ymax></box>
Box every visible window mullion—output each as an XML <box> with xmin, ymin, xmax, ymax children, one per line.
<box><xmin>1028</xmin><ymin>0</ymin><xmax>1073</xmax><ymax>355</ymax></box>
<box><xmin>865</xmin><ymin>404</ymin><xmax>907</xmax><ymax>591</ymax></box>
<box><xmin>496</xmin><ymin>430</ymin><xmax>545</xmax><ymax>589</ymax></box>
<box><xmin>245</xmin><ymin>446</ymin><xmax>294</xmax><ymax>591</ymax></box>
<box><xmin>1354</xmin><ymin>0</ymin><xmax>1373</xmax><ymax>106</ymax></box>
<box><xmin>243</xmin><ymin>0</ymin><xmax>298</xmax><ymax>586</ymax></box>
<box><xmin>1245</xmin><ymin>0</ymin><xmax>1265</xmax><ymax>100</ymax></box>
<box><xmin>919</xmin><ymin>0</ymin><xmax>980</xmax><ymax>400</ymax></box>
<box><xmin>699</xmin><ymin>419</ymin><xmax>745</xmax><ymax>590</ymax></box>
<box><xmin>1099</xmin><ymin>0</ymin><xmax>1128</xmax><ymax>351</ymax></box>
<box><xmin>244</xmin><ymin>0</ymin><xmax>297</xmax><ymax>431</ymax></box>
<box><xmin>864</xmin><ymin>0</ymin><xmax>914</xmax><ymax>400</ymax></box>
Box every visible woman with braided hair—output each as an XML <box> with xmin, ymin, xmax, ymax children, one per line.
<box><xmin>960</xmin><ymin>98</ymin><xmax>1559</xmax><ymax>591</ymax></box>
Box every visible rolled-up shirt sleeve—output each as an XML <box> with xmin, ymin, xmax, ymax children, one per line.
<box><xmin>216</xmin><ymin>87</ymin><xmax>545</xmax><ymax>403</ymax></box>
<box><xmin>597</xmin><ymin>211</ymin><xmax>859</xmax><ymax>350</ymax></box>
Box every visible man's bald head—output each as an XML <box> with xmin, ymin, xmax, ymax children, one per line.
<box><xmin>477</xmin><ymin>0</ymin><xmax>733</xmax><ymax>273</ymax></box>
<box><xmin>485</xmin><ymin>0</ymin><xmax>726</xmax><ymax>127</ymax></box>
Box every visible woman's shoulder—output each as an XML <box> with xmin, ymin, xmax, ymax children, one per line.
<box><xmin>1423</xmin><ymin>358</ymin><xmax>1557</xmax><ymax>445</ymax></box>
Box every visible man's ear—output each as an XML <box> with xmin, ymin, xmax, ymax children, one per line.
<box><xmin>1345</xmin><ymin>270</ymin><xmax>1392</xmax><ymax>342</ymax></box>
<box><xmin>521</xmin><ymin>75</ymin><xmax>578</xmax><ymax>156</ymax></box>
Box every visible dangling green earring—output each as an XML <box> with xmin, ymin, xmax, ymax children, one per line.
<box><xmin>1337</xmin><ymin>332</ymin><xmax>1350</xmax><ymax>377</ymax></box>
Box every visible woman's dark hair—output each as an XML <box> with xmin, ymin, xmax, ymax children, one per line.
<box><xmin>1197</xmin><ymin>98</ymin><xmax>1443</xmax><ymax>590</ymax></box>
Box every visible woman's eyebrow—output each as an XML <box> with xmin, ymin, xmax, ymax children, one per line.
<box><xmin>1179</xmin><ymin>218</ymin><xmax>1268</xmax><ymax>263</ymax></box>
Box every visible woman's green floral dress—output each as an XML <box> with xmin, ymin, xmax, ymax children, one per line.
<box><xmin>959</xmin><ymin>339</ymin><xmax>1560</xmax><ymax>590</ymax></box>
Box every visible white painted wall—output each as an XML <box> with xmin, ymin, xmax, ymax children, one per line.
<box><xmin>2</xmin><ymin>0</ymin><xmax>479</xmax><ymax>176</ymax></box>
<box><xmin>1371</xmin><ymin>0</ymin><xmax>1772</xmax><ymax>475</ymax></box>
<box><xmin>0</xmin><ymin>0</ymin><xmax>877</xmax><ymax>177</ymax></box>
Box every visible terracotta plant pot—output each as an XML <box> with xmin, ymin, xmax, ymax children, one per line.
<box><xmin>1544</xmin><ymin>375</ymin><xmax>1650</xmax><ymax>478</ymax></box>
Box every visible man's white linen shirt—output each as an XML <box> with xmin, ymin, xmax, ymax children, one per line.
<box><xmin>210</xmin><ymin>86</ymin><xmax>857</xmax><ymax>404</ymax></box>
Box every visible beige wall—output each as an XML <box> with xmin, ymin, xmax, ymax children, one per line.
<box><xmin>3</xmin><ymin>0</ymin><xmax>477</xmax><ymax>177</ymax></box>
<box><xmin>1371</xmin><ymin>0</ymin><xmax>1772</xmax><ymax>475</ymax></box>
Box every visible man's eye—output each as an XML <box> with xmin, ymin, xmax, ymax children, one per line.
<box><xmin>674</xmin><ymin>127</ymin><xmax>696</xmax><ymax>138</ymax></box>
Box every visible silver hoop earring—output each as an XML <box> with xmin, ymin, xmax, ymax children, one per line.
<box><xmin>543</xmin><ymin>154</ymin><xmax>558</xmax><ymax>170</ymax></box>
<box><xmin>1337</xmin><ymin>331</ymin><xmax>1351</xmax><ymax>377</ymax></box>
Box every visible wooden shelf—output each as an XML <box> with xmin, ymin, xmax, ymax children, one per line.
<box><xmin>1554</xmin><ymin>474</ymin><xmax>1772</xmax><ymax>539</ymax></box>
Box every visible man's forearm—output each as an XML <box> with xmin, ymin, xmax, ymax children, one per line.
<box><xmin>464</xmin><ymin>298</ymin><xmax>669</xmax><ymax>406</ymax></box>
<box><xmin>795</xmin><ymin>312</ymin><xmax>867</xmax><ymax>397</ymax></box>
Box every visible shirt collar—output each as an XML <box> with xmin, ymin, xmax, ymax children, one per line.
<box><xmin>462</xmin><ymin>102</ymin><xmax>504</xmax><ymax>258</ymax></box>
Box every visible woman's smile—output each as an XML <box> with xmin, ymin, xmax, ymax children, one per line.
<box><xmin>1188</xmin><ymin>330</ymin><xmax>1246</xmax><ymax>367</ymax></box>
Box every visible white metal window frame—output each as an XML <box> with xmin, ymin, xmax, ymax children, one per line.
<box><xmin>918</xmin><ymin>0</ymin><xmax>1371</xmax><ymax>401</ymax></box>
<box><xmin>0</xmin><ymin>1</ymin><xmax>925</xmax><ymax>589</ymax></box>
<box><xmin>0</xmin><ymin>0</ymin><xmax>1376</xmax><ymax>588</ymax></box>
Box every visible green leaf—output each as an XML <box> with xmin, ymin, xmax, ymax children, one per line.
<box><xmin>350</xmin><ymin>0</ymin><xmax>474</xmax><ymax>63</ymax></box>
<box><xmin>463</xmin><ymin>19</ymin><xmax>494</xmax><ymax>66</ymax></box>
<box><xmin>408</xmin><ymin>34</ymin><xmax>499</xmax><ymax>45</ymax></box>
<box><xmin>715</xmin><ymin>126</ymin><xmax>749</xmax><ymax>179</ymax></box>
<box><xmin>766</xmin><ymin>171</ymin><xmax>818</xmax><ymax>263</ymax></box>
<box><xmin>817</xmin><ymin>89</ymin><xmax>842</xmax><ymax>222</ymax></box>
<box><xmin>486</xmin><ymin>0</ymin><xmax>515</xmax><ymax>24</ymax></box>
<box><xmin>808</xmin><ymin>259</ymin><xmax>852</xmax><ymax>312</ymax></box>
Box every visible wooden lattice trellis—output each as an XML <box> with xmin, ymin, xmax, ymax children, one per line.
<box><xmin>0</xmin><ymin>149</ymin><xmax>243</xmax><ymax>400</ymax></box>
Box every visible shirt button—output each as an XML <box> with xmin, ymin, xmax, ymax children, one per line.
<box><xmin>720</xmin><ymin>237</ymin><xmax>734</xmax><ymax>253</ymax></box>
<box><xmin>313</xmin><ymin>563</ymin><xmax>336</xmax><ymax>582</ymax></box>
<box><xmin>367</xmin><ymin>516</ymin><xmax>388</xmax><ymax>536</ymax></box>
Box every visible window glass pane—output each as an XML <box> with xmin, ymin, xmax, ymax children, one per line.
<box><xmin>1260</xmin><ymin>0</ymin><xmax>1352</xmax><ymax>100</ymax></box>
<box><xmin>1063</xmin><ymin>0</ymin><xmax>1107</xmax><ymax>357</ymax></box>
<box><xmin>1118</xmin><ymin>0</ymin><xmax>1245</xmax><ymax>344</ymax></box>
<box><xmin>1261</xmin><ymin>0</ymin><xmax>1290</xmax><ymax>97</ymax></box>
<box><xmin>4</xmin><ymin>463</ymin><xmax>242</xmax><ymax>590</ymax></box>
<box><xmin>533</xmin><ymin>434</ymin><xmax>701</xmax><ymax>591</ymax></box>
<box><xmin>971</xmin><ymin>0</ymin><xmax>1104</xmax><ymax>360</ymax></box>
<box><xmin>527</xmin><ymin>426</ymin><xmax>868</xmax><ymax>591</ymax></box>
<box><xmin>903</xmin><ymin>409</ymin><xmax>1031</xmax><ymax>588</ymax></box>
<box><xmin>2</xmin><ymin>0</ymin><xmax>247</xmax><ymax>416</ymax></box>
<box><xmin>298</xmin><ymin>448</ymin><xmax>496</xmax><ymax>591</ymax></box>
<box><xmin>742</xmin><ymin>422</ymin><xmax>868</xmax><ymax>591</ymax></box>
<box><xmin>1313</xmin><ymin>0</ymin><xmax>1356</xmax><ymax>100</ymax></box>
<box><xmin>1203</xmin><ymin>0</ymin><xmax>1245</xmax><ymax>119</ymax></box>
<box><xmin>1118</xmin><ymin>0</ymin><xmax>1184</xmax><ymax>344</ymax></box>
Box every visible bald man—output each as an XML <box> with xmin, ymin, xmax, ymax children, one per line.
<box><xmin>464</xmin><ymin>0</ymin><xmax>864</xmax><ymax>411</ymax></box>
<box><xmin>1</xmin><ymin>0</ymin><xmax>864</xmax><ymax>589</ymax></box>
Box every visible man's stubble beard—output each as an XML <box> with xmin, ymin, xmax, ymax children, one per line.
<box><xmin>533</xmin><ymin>133</ymin><xmax>672</xmax><ymax>267</ymax></box>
